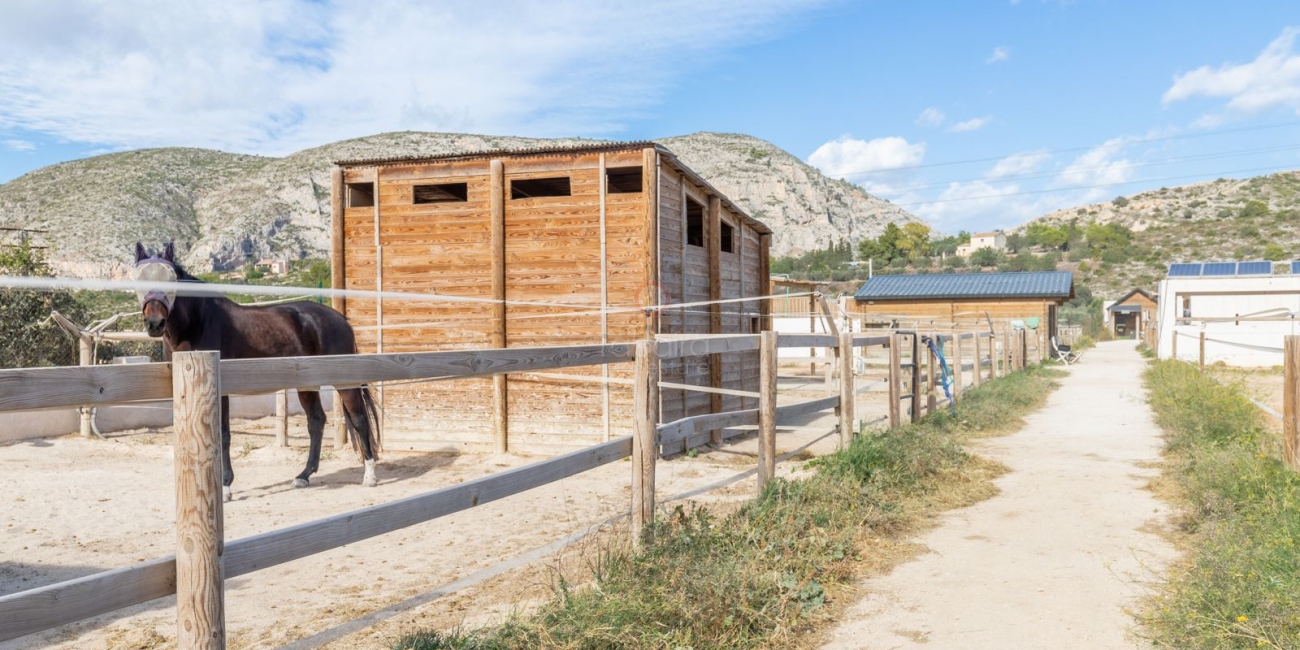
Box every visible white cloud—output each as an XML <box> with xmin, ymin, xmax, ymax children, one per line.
<box><xmin>985</xmin><ymin>46</ymin><xmax>1010</xmax><ymax>64</ymax></box>
<box><xmin>807</xmin><ymin>135</ymin><xmax>926</xmax><ymax>179</ymax></box>
<box><xmin>915</xmin><ymin>107</ymin><xmax>945</xmax><ymax>127</ymax></box>
<box><xmin>985</xmin><ymin>150</ymin><xmax>1051</xmax><ymax>179</ymax></box>
<box><xmin>2</xmin><ymin>139</ymin><xmax>35</xmax><ymax>151</ymax></box>
<box><xmin>0</xmin><ymin>0</ymin><xmax>826</xmax><ymax>153</ymax></box>
<box><xmin>948</xmin><ymin>116</ymin><xmax>991</xmax><ymax>132</ymax></box>
<box><xmin>1052</xmin><ymin>137</ymin><xmax>1134</xmax><ymax>198</ymax></box>
<box><xmin>1163</xmin><ymin>27</ymin><xmax>1300</xmax><ymax>116</ymax></box>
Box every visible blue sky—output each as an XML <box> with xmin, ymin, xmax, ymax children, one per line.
<box><xmin>2</xmin><ymin>0</ymin><xmax>1299</xmax><ymax>234</ymax></box>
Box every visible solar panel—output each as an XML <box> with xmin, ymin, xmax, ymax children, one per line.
<box><xmin>1201</xmin><ymin>262</ymin><xmax>1237</xmax><ymax>276</ymax></box>
<box><xmin>1293</xmin><ymin>261</ymin><xmax>1300</xmax><ymax>275</ymax></box>
<box><xmin>1168</xmin><ymin>263</ymin><xmax>1202</xmax><ymax>277</ymax></box>
<box><xmin>1237</xmin><ymin>260</ymin><xmax>1273</xmax><ymax>276</ymax></box>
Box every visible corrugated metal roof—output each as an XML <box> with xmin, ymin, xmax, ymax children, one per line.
<box><xmin>854</xmin><ymin>271</ymin><xmax>1074</xmax><ymax>301</ymax></box>
<box><xmin>334</xmin><ymin>140</ymin><xmax>660</xmax><ymax>167</ymax></box>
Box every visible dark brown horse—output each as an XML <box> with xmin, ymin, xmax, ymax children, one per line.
<box><xmin>134</xmin><ymin>243</ymin><xmax>380</xmax><ymax>501</ymax></box>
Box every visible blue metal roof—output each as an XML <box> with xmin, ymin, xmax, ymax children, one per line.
<box><xmin>854</xmin><ymin>271</ymin><xmax>1075</xmax><ymax>301</ymax></box>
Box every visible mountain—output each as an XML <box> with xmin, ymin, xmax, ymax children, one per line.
<box><xmin>1017</xmin><ymin>170</ymin><xmax>1300</xmax><ymax>296</ymax></box>
<box><xmin>0</xmin><ymin>132</ymin><xmax>918</xmax><ymax>278</ymax></box>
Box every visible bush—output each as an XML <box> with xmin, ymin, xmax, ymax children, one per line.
<box><xmin>1112</xmin><ymin>196</ymin><xmax>1131</xmax><ymax>207</ymax></box>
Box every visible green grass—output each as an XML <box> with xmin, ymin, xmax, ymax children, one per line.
<box><xmin>1140</xmin><ymin>360</ymin><xmax>1300</xmax><ymax>649</ymax></box>
<box><xmin>393</xmin><ymin>365</ymin><xmax>1064</xmax><ymax>650</ymax></box>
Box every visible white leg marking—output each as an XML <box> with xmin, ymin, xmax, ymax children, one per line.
<box><xmin>363</xmin><ymin>459</ymin><xmax>378</xmax><ymax>487</ymax></box>
<box><xmin>222</xmin><ymin>486</ymin><xmax>232</xmax><ymax>502</ymax></box>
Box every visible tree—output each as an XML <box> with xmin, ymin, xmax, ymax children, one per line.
<box><xmin>1025</xmin><ymin>223</ymin><xmax>1068</xmax><ymax>250</ymax></box>
<box><xmin>0</xmin><ymin>239</ymin><xmax>87</xmax><ymax>368</ymax></box>
<box><xmin>857</xmin><ymin>222</ymin><xmax>904</xmax><ymax>264</ymax></box>
<box><xmin>1005</xmin><ymin>233</ymin><xmax>1026</xmax><ymax>253</ymax></box>
<box><xmin>896</xmin><ymin>222</ymin><xmax>932</xmax><ymax>259</ymax></box>
<box><xmin>1263</xmin><ymin>244</ymin><xmax>1288</xmax><ymax>261</ymax></box>
<box><xmin>970</xmin><ymin>248</ymin><xmax>1002</xmax><ymax>268</ymax></box>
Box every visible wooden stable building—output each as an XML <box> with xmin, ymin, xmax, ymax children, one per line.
<box><xmin>1106</xmin><ymin>288</ymin><xmax>1157</xmax><ymax>339</ymax></box>
<box><xmin>847</xmin><ymin>271</ymin><xmax>1075</xmax><ymax>345</ymax></box>
<box><xmin>330</xmin><ymin>142</ymin><xmax>772</xmax><ymax>453</ymax></box>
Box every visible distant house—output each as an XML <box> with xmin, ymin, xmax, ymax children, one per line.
<box><xmin>956</xmin><ymin>230</ymin><xmax>1006</xmax><ymax>257</ymax></box>
<box><xmin>1106</xmin><ymin>288</ymin><xmax>1157</xmax><ymax>339</ymax></box>
<box><xmin>255</xmin><ymin>258</ymin><xmax>290</xmax><ymax>275</ymax></box>
<box><xmin>847</xmin><ymin>271</ymin><xmax>1075</xmax><ymax>356</ymax></box>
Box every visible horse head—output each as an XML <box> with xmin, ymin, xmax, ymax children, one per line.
<box><xmin>133</xmin><ymin>242</ymin><xmax>179</xmax><ymax>337</ymax></box>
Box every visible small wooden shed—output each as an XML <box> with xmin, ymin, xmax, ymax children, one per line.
<box><xmin>847</xmin><ymin>271</ymin><xmax>1075</xmax><ymax>339</ymax></box>
<box><xmin>330</xmin><ymin>142</ymin><xmax>772</xmax><ymax>454</ymax></box>
<box><xmin>1107</xmin><ymin>288</ymin><xmax>1157</xmax><ymax>339</ymax></box>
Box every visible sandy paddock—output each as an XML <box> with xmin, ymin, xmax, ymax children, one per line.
<box><xmin>1</xmin><ymin>372</ymin><xmax>886</xmax><ymax>650</ymax></box>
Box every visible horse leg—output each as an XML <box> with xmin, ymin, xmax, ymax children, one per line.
<box><xmin>221</xmin><ymin>396</ymin><xmax>234</xmax><ymax>502</ymax></box>
<box><xmin>294</xmin><ymin>390</ymin><xmax>326</xmax><ymax>488</ymax></box>
<box><xmin>340</xmin><ymin>388</ymin><xmax>378</xmax><ymax>487</ymax></box>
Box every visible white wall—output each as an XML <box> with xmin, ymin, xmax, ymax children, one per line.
<box><xmin>1156</xmin><ymin>276</ymin><xmax>1300</xmax><ymax>367</ymax></box>
<box><xmin>0</xmin><ymin>389</ymin><xmax>338</xmax><ymax>445</ymax></box>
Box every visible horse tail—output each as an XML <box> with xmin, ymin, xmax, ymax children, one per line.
<box><xmin>346</xmin><ymin>385</ymin><xmax>383</xmax><ymax>461</ymax></box>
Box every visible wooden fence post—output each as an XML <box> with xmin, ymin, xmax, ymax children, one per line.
<box><xmin>952</xmin><ymin>333</ymin><xmax>963</xmax><ymax>402</ymax></box>
<box><xmin>758</xmin><ymin>331</ymin><xmax>779</xmax><ymax>492</ymax></box>
<box><xmin>275</xmin><ymin>390</ymin><xmax>289</xmax><ymax>447</ymax></box>
<box><xmin>78</xmin><ymin>336</ymin><xmax>94</xmax><ymax>438</ymax></box>
<box><xmin>631</xmin><ymin>339</ymin><xmax>659</xmax><ymax>548</ymax></box>
<box><xmin>1172</xmin><ymin>330</ymin><xmax>1178</xmax><ymax>361</ymax></box>
<box><xmin>927</xmin><ymin>333</ymin><xmax>938</xmax><ymax>415</ymax></box>
<box><xmin>1285</xmin><ymin>336</ymin><xmax>1300</xmax><ymax>471</ymax></box>
<box><xmin>332</xmin><ymin>394</ymin><xmax>347</xmax><ymax>449</ymax></box>
<box><xmin>972</xmin><ymin>333</ymin><xmax>982</xmax><ymax>388</ymax></box>
<box><xmin>838</xmin><ymin>332</ymin><xmax>855</xmax><ymax>448</ymax></box>
<box><xmin>888</xmin><ymin>332</ymin><xmax>902</xmax><ymax>429</ymax></box>
<box><xmin>172</xmin><ymin>350</ymin><xmax>226</xmax><ymax>650</ymax></box>
<box><xmin>910</xmin><ymin>333</ymin><xmax>921</xmax><ymax>423</ymax></box>
<box><xmin>1199</xmin><ymin>331</ymin><xmax>1206</xmax><ymax>371</ymax></box>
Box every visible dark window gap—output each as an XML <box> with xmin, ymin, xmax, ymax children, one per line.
<box><xmin>346</xmin><ymin>183</ymin><xmax>373</xmax><ymax>208</ymax></box>
<box><xmin>511</xmin><ymin>177</ymin><xmax>571</xmax><ymax>199</ymax></box>
<box><xmin>606</xmin><ymin>166</ymin><xmax>642</xmax><ymax>193</ymax></box>
<box><xmin>720</xmin><ymin>221</ymin><xmax>735</xmax><ymax>253</ymax></box>
<box><xmin>686</xmin><ymin>198</ymin><xmax>705</xmax><ymax>247</ymax></box>
<box><xmin>413</xmin><ymin>182</ymin><xmax>468</xmax><ymax>203</ymax></box>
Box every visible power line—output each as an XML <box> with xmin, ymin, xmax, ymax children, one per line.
<box><xmin>831</xmin><ymin>119</ymin><xmax>1300</xmax><ymax>178</ymax></box>
<box><xmin>893</xmin><ymin>163</ymin><xmax>1299</xmax><ymax>208</ymax></box>
<box><xmin>882</xmin><ymin>143</ymin><xmax>1300</xmax><ymax>194</ymax></box>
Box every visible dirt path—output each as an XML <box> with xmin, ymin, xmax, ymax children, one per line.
<box><xmin>820</xmin><ymin>341</ymin><xmax>1177</xmax><ymax>649</ymax></box>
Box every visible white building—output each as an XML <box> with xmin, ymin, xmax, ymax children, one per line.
<box><xmin>1154</xmin><ymin>261</ymin><xmax>1300</xmax><ymax>367</ymax></box>
<box><xmin>956</xmin><ymin>230</ymin><xmax>1006</xmax><ymax>257</ymax></box>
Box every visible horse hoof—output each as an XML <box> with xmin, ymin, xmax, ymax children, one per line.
<box><xmin>222</xmin><ymin>486</ymin><xmax>232</xmax><ymax>502</ymax></box>
<box><xmin>293</xmin><ymin>478</ymin><xmax>309</xmax><ymax>488</ymax></box>
<box><xmin>362</xmin><ymin>475</ymin><xmax>378</xmax><ymax>487</ymax></box>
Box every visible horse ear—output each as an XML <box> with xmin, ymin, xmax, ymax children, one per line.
<box><xmin>135</xmin><ymin>242</ymin><xmax>147</xmax><ymax>262</ymax></box>
<box><xmin>164</xmin><ymin>242</ymin><xmax>175</xmax><ymax>262</ymax></box>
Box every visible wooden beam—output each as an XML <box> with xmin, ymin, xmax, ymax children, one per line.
<box><xmin>0</xmin><ymin>558</ymin><xmax>176</xmax><ymax>642</ymax></box>
<box><xmin>927</xmin><ymin>332</ymin><xmax>938</xmax><ymax>415</ymax></box>
<box><xmin>838</xmin><ymin>331</ymin><xmax>854</xmax><ymax>448</ymax></box>
<box><xmin>275</xmin><ymin>390</ymin><xmax>288</xmax><ymax>447</ymax></box>
<box><xmin>973</xmin><ymin>332</ymin><xmax>983</xmax><ymax>388</ymax></box>
<box><xmin>759</xmin><ymin>234</ymin><xmax>771</xmax><ymax>332</ymax></box>
<box><xmin>708</xmin><ymin>195</ymin><xmax>723</xmax><ymax>446</ymax></box>
<box><xmin>952</xmin><ymin>332</ymin><xmax>963</xmax><ymax>402</ymax></box>
<box><xmin>779</xmin><ymin>334</ymin><xmax>840</xmax><ymax>349</ymax></box>
<box><xmin>78</xmin><ymin>336</ymin><xmax>93</xmax><ymax>438</ymax></box>
<box><xmin>776</xmin><ymin>394</ymin><xmax>840</xmax><ymax>423</ymax></box>
<box><xmin>491</xmin><ymin>159</ymin><xmax>508</xmax><ymax>454</ymax></box>
<box><xmin>172</xmin><ymin>351</ymin><xmax>225</xmax><ymax>650</ymax></box>
<box><xmin>657</xmin><ymin>334</ymin><xmax>758</xmax><ymax>359</ymax></box>
<box><xmin>1199</xmin><ymin>330</ymin><xmax>1206</xmax><ymax>371</ymax></box>
<box><xmin>888</xmin><ymin>332</ymin><xmax>902</xmax><ymax>429</ymax></box>
<box><xmin>599</xmin><ymin>153</ymin><xmax>611</xmax><ymax>443</ymax></box>
<box><xmin>631</xmin><ymin>339</ymin><xmax>659</xmax><ymax>547</ymax></box>
<box><xmin>330</xmin><ymin>166</ymin><xmax>346</xmax><ymax>316</ymax></box>
<box><xmin>657</xmin><ymin>408</ymin><xmax>758</xmax><ymax>448</ymax></box>
<box><xmin>643</xmin><ymin>147</ymin><xmax>659</xmax><ymax>338</ymax></box>
<box><xmin>0</xmin><ymin>362</ymin><xmax>172</xmax><ymax>412</ymax></box>
<box><xmin>910</xmin><ymin>333</ymin><xmax>921</xmax><ymax>423</ymax></box>
<box><xmin>758</xmin><ymin>330</ymin><xmax>778</xmax><ymax>493</ymax></box>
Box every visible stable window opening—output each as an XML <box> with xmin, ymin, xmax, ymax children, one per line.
<box><xmin>686</xmin><ymin>198</ymin><xmax>705</xmax><ymax>247</ymax></box>
<box><xmin>511</xmin><ymin>177</ymin><xmax>571</xmax><ymax>199</ymax></box>
<box><xmin>751</xmin><ymin>317</ymin><xmax>760</xmax><ymax>333</ymax></box>
<box><xmin>720</xmin><ymin>221</ymin><xmax>735</xmax><ymax>253</ymax></box>
<box><xmin>606</xmin><ymin>167</ymin><xmax>642</xmax><ymax>193</ymax></box>
<box><xmin>346</xmin><ymin>183</ymin><xmax>374</xmax><ymax>208</ymax></box>
<box><xmin>413</xmin><ymin>182</ymin><xmax>468</xmax><ymax>203</ymax></box>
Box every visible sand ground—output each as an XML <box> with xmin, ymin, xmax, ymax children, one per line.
<box><xmin>820</xmin><ymin>340</ymin><xmax>1178</xmax><ymax>650</ymax></box>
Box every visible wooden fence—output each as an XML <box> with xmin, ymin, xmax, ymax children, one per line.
<box><xmin>0</xmin><ymin>327</ymin><xmax>1029</xmax><ymax>648</ymax></box>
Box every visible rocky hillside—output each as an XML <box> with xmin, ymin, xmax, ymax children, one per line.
<box><xmin>1018</xmin><ymin>170</ymin><xmax>1300</xmax><ymax>296</ymax></box>
<box><xmin>0</xmin><ymin>132</ymin><xmax>918</xmax><ymax>278</ymax></box>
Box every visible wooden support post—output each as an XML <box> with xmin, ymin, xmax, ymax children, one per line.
<box><xmin>1284</xmin><ymin>336</ymin><xmax>1300</xmax><ymax>470</ymax></box>
<box><xmin>927</xmin><ymin>333</ymin><xmax>938</xmax><ymax>415</ymax></box>
<box><xmin>1172</xmin><ymin>329</ymin><xmax>1178</xmax><ymax>361</ymax></box>
<box><xmin>838</xmin><ymin>332</ymin><xmax>855</xmax><ymax>448</ymax></box>
<box><xmin>78</xmin><ymin>336</ymin><xmax>93</xmax><ymax>438</ymax></box>
<box><xmin>172</xmin><ymin>351</ymin><xmax>225</xmax><ymax>650</ymax></box>
<box><xmin>274</xmin><ymin>390</ymin><xmax>288</xmax><ymax>447</ymax></box>
<box><xmin>820</xmin><ymin>294</ymin><xmax>840</xmax><ymax>388</ymax></box>
<box><xmin>1199</xmin><ymin>330</ymin><xmax>1206</xmax><ymax>371</ymax></box>
<box><xmin>910</xmin><ymin>333</ymin><xmax>921</xmax><ymax>423</ymax></box>
<box><xmin>888</xmin><ymin>332</ymin><xmax>902</xmax><ymax>429</ymax></box>
<box><xmin>952</xmin><ymin>333</ymin><xmax>963</xmax><ymax>401</ymax></box>
<box><xmin>972</xmin><ymin>333</ymin><xmax>982</xmax><ymax>388</ymax></box>
<box><xmin>708</xmin><ymin>196</ymin><xmax>723</xmax><ymax>446</ymax></box>
<box><xmin>758</xmin><ymin>330</ymin><xmax>778</xmax><ymax>492</ymax></box>
<box><xmin>329</xmin><ymin>166</ymin><xmax>346</xmax><ymax>316</ymax></box>
<box><xmin>491</xmin><ymin>159</ymin><xmax>508</xmax><ymax>453</ymax></box>
<box><xmin>631</xmin><ymin>339</ymin><xmax>659</xmax><ymax>548</ymax></box>
<box><xmin>808</xmin><ymin>295</ymin><xmax>817</xmax><ymax>376</ymax></box>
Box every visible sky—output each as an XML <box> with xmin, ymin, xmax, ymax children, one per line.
<box><xmin>2</xmin><ymin>0</ymin><xmax>1299</xmax><ymax>234</ymax></box>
